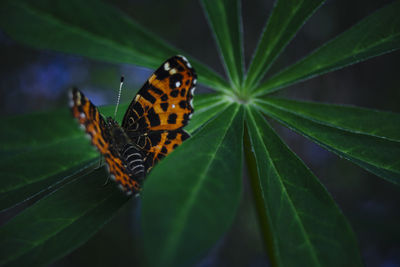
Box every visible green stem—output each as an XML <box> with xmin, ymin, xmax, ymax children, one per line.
<box><xmin>243</xmin><ymin>122</ymin><xmax>278</xmax><ymax>267</ymax></box>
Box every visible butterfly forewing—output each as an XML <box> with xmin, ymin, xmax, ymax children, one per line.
<box><xmin>122</xmin><ymin>55</ymin><xmax>196</xmax><ymax>133</ymax></box>
<box><xmin>121</xmin><ymin>55</ymin><xmax>196</xmax><ymax>171</ymax></box>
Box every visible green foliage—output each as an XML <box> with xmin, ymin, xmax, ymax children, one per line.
<box><xmin>0</xmin><ymin>0</ymin><xmax>229</xmax><ymax>92</ymax></box>
<box><xmin>202</xmin><ymin>0</ymin><xmax>244</xmax><ymax>88</ymax></box>
<box><xmin>0</xmin><ymin>168</ymin><xmax>127</xmax><ymax>267</ymax></box>
<box><xmin>244</xmin><ymin>0</ymin><xmax>325</xmax><ymax>91</ymax></box>
<box><xmin>1</xmin><ymin>0</ymin><xmax>400</xmax><ymax>266</ymax></box>
<box><xmin>244</xmin><ymin>108</ymin><xmax>362</xmax><ymax>266</ymax></box>
<box><xmin>142</xmin><ymin>105</ymin><xmax>243</xmax><ymax>266</ymax></box>
<box><xmin>255</xmin><ymin>99</ymin><xmax>400</xmax><ymax>185</ymax></box>
<box><xmin>255</xmin><ymin>0</ymin><xmax>400</xmax><ymax>95</ymax></box>
<box><xmin>0</xmin><ymin>110</ymin><xmax>97</xmax><ymax>211</ymax></box>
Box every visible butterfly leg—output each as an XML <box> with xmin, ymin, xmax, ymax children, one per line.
<box><xmin>103</xmin><ymin>174</ymin><xmax>110</xmax><ymax>186</ymax></box>
<box><xmin>96</xmin><ymin>155</ymin><xmax>104</xmax><ymax>169</ymax></box>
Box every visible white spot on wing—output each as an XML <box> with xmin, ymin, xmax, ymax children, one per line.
<box><xmin>193</xmin><ymin>78</ymin><xmax>197</xmax><ymax>85</ymax></box>
<box><xmin>164</xmin><ymin>62</ymin><xmax>170</xmax><ymax>71</ymax></box>
<box><xmin>179</xmin><ymin>55</ymin><xmax>188</xmax><ymax>62</ymax></box>
<box><xmin>172</xmin><ymin>104</ymin><xmax>176</xmax><ymax>108</ymax></box>
<box><xmin>178</xmin><ymin>55</ymin><xmax>192</xmax><ymax>68</ymax></box>
<box><xmin>169</xmin><ymin>68</ymin><xmax>177</xmax><ymax>75</ymax></box>
<box><xmin>175</xmin><ymin>81</ymin><xmax>181</xmax><ymax>88</ymax></box>
<box><xmin>80</xmin><ymin>113</ymin><xmax>86</xmax><ymax>119</ymax></box>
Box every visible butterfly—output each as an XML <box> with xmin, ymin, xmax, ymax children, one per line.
<box><xmin>70</xmin><ymin>55</ymin><xmax>197</xmax><ymax>195</ymax></box>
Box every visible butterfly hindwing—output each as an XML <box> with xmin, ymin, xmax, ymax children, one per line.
<box><xmin>70</xmin><ymin>89</ymin><xmax>141</xmax><ymax>193</ymax></box>
<box><xmin>140</xmin><ymin>129</ymin><xmax>190</xmax><ymax>171</ymax></box>
<box><xmin>70</xmin><ymin>88</ymin><xmax>111</xmax><ymax>153</ymax></box>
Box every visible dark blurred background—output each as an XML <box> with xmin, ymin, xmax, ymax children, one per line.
<box><xmin>1</xmin><ymin>0</ymin><xmax>399</xmax><ymax>266</ymax></box>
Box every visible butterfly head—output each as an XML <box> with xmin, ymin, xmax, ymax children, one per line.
<box><xmin>106</xmin><ymin>117</ymin><xmax>128</xmax><ymax>147</ymax></box>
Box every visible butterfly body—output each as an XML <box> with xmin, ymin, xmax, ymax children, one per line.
<box><xmin>105</xmin><ymin>117</ymin><xmax>146</xmax><ymax>183</ymax></box>
<box><xmin>70</xmin><ymin>55</ymin><xmax>196</xmax><ymax>195</ymax></box>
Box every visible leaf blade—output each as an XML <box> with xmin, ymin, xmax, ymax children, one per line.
<box><xmin>0</xmin><ymin>0</ymin><xmax>230</xmax><ymax>92</ymax></box>
<box><xmin>244</xmin><ymin>0</ymin><xmax>325</xmax><ymax>90</ymax></box>
<box><xmin>255</xmin><ymin>99</ymin><xmax>400</xmax><ymax>185</ymax></box>
<box><xmin>0</xmin><ymin>110</ymin><xmax>98</xmax><ymax>211</ymax></box>
<box><xmin>0</xmin><ymin>168</ymin><xmax>128</xmax><ymax>267</ymax></box>
<box><xmin>142</xmin><ymin>104</ymin><xmax>244</xmax><ymax>267</ymax></box>
<box><xmin>255</xmin><ymin>1</ymin><xmax>400</xmax><ymax>95</ymax></box>
<box><xmin>245</xmin><ymin>107</ymin><xmax>363</xmax><ymax>267</ymax></box>
<box><xmin>262</xmin><ymin>97</ymin><xmax>400</xmax><ymax>142</ymax></box>
<box><xmin>186</xmin><ymin>94</ymin><xmax>232</xmax><ymax>133</ymax></box>
<box><xmin>202</xmin><ymin>0</ymin><xmax>244</xmax><ymax>89</ymax></box>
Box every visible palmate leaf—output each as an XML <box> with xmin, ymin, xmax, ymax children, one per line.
<box><xmin>255</xmin><ymin>99</ymin><xmax>400</xmax><ymax>185</ymax></box>
<box><xmin>254</xmin><ymin>0</ymin><xmax>400</xmax><ymax>96</ymax></box>
<box><xmin>244</xmin><ymin>0</ymin><xmax>325</xmax><ymax>91</ymax></box>
<box><xmin>1</xmin><ymin>0</ymin><xmax>399</xmax><ymax>266</ymax></box>
<box><xmin>142</xmin><ymin>105</ymin><xmax>244</xmax><ymax>267</ymax></box>
<box><xmin>244</xmin><ymin>107</ymin><xmax>362</xmax><ymax>266</ymax></box>
<box><xmin>0</xmin><ymin>0</ymin><xmax>230</xmax><ymax>93</ymax></box>
<box><xmin>202</xmin><ymin>0</ymin><xmax>244</xmax><ymax>89</ymax></box>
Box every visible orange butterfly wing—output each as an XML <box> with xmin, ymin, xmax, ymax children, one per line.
<box><xmin>122</xmin><ymin>55</ymin><xmax>196</xmax><ymax>132</ymax></box>
<box><xmin>121</xmin><ymin>55</ymin><xmax>196</xmax><ymax>170</ymax></box>
<box><xmin>70</xmin><ymin>89</ymin><xmax>141</xmax><ymax>194</ymax></box>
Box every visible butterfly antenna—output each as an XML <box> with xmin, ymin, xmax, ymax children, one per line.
<box><xmin>114</xmin><ymin>76</ymin><xmax>124</xmax><ymax>119</ymax></box>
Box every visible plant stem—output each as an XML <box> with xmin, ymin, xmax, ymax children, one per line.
<box><xmin>243</xmin><ymin>122</ymin><xmax>278</xmax><ymax>267</ymax></box>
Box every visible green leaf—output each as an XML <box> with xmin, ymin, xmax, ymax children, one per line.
<box><xmin>255</xmin><ymin>99</ymin><xmax>400</xmax><ymax>185</ymax></box>
<box><xmin>0</xmin><ymin>168</ymin><xmax>128</xmax><ymax>267</ymax></box>
<box><xmin>202</xmin><ymin>0</ymin><xmax>244</xmax><ymax>89</ymax></box>
<box><xmin>0</xmin><ymin>110</ymin><xmax>98</xmax><ymax>211</ymax></box>
<box><xmin>244</xmin><ymin>107</ymin><xmax>363</xmax><ymax>267</ymax></box>
<box><xmin>0</xmin><ymin>0</ymin><xmax>230</xmax><ymax>92</ymax></box>
<box><xmin>262</xmin><ymin>97</ymin><xmax>400</xmax><ymax>142</ymax></box>
<box><xmin>142</xmin><ymin>104</ymin><xmax>244</xmax><ymax>267</ymax></box>
<box><xmin>255</xmin><ymin>1</ymin><xmax>400</xmax><ymax>95</ymax></box>
<box><xmin>186</xmin><ymin>93</ymin><xmax>232</xmax><ymax>133</ymax></box>
<box><xmin>244</xmin><ymin>0</ymin><xmax>324</xmax><ymax>91</ymax></box>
